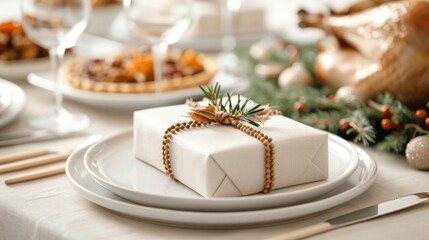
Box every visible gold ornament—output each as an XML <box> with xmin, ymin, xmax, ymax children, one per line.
<box><xmin>278</xmin><ymin>62</ymin><xmax>313</xmax><ymax>90</ymax></box>
<box><xmin>405</xmin><ymin>135</ymin><xmax>429</xmax><ymax>170</ymax></box>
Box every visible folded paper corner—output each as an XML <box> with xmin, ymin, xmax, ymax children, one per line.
<box><xmin>212</xmin><ymin>176</ymin><xmax>243</xmax><ymax>197</ymax></box>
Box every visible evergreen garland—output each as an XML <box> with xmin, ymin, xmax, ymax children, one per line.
<box><xmin>238</xmin><ymin>39</ymin><xmax>429</xmax><ymax>154</ymax></box>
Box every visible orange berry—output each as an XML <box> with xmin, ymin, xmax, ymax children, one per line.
<box><xmin>381</xmin><ymin>118</ymin><xmax>393</xmax><ymax>130</ymax></box>
<box><xmin>381</xmin><ymin>105</ymin><xmax>391</xmax><ymax>118</ymax></box>
<box><xmin>294</xmin><ymin>102</ymin><xmax>305</xmax><ymax>113</ymax></box>
<box><xmin>393</xmin><ymin>121</ymin><xmax>403</xmax><ymax>130</ymax></box>
<box><xmin>425</xmin><ymin>117</ymin><xmax>429</xmax><ymax>127</ymax></box>
<box><xmin>339</xmin><ymin>119</ymin><xmax>350</xmax><ymax>131</ymax></box>
<box><xmin>416</xmin><ymin>109</ymin><xmax>428</xmax><ymax>120</ymax></box>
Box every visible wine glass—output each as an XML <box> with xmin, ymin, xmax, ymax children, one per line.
<box><xmin>123</xmin><ymin>0</ymin><xmax>193</xmax><ymax>93</ymax></box>
<box><xmin>21</xmin><ymin>0</ymin><xmax>91</xmax><ymax>131</ymax></box>
<box><xmin>218</xmin><ymin>0</ymin><xmax>241</xmax><ymax>74</ymax></box>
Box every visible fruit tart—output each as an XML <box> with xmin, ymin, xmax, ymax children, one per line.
<box><xmin>91</xmin><ymin>0</ymin><xmax>121</xmax><ymax>7</ymax></box>
<box><xmin>0</xmin><ymin>21</ymin><xmax>48</xmax><ymax>61</ymax></box>
<box><xmin>63</xmin><ymin>49</ymin><xmax>218</xmax><ymax>93</ymax></box>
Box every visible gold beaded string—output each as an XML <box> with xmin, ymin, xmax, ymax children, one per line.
<box><xmin>232</xmin><ymin>121</ymin><xmax>275</xmax><ymax>193</ymax></box>
<box><xmin>162</xmin><ymin>119</ymin><xmax>276</xmax><ymax>193</ymax></box>
<box><xmin>162</xmin><ymin>120</ymin><xmax>210</xmax><ymax>180</ymax></box>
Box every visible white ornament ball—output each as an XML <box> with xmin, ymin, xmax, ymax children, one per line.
<box><xmin>255</xmin><ymin>63</ymin><xmax>285</xmax><ymax>78</ymax></box>
<box><xmin>278</xmin><ymin>63</ymin><xmax>313</xmax><ymax>89</ymax></box>
<box><xmin>405</xmin><ymin>135</ymin><xmax>429</xmax><ymax>170</ymax></box>
<box><xmin>335</xmin><ymin>85</ymin><xmax>361</xmax><ymax>103</ymax></box>
<box><xmin>249</xmin><ymin>42</ymin><xmax>270</xmax><ymax>62</ymax></box>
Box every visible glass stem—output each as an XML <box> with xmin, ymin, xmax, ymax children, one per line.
<box><xmin>49</xmin><ymin>46</ymin><xmax>66</xmax><ymax>117</ymax></box>
<box><xmin>152</xmin><ymin>41</ymin><xmax>168</xmax><ymax>93</ymax></box>
<box><xmin>222</xmin><ymin>0</ymin><xmax>241</xmax><ymax>53</ymax></box>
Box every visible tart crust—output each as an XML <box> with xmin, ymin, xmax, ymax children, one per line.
<box><xmin>63</xmin><ymin>53</ymin><xmax>218</xmax><ymax>94</ymax></box>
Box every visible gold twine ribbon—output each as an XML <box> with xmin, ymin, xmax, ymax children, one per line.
<box><xmin>161</xmin><ymin>105</ymin><xmax>277</xmax><ymax>193</ymax></box>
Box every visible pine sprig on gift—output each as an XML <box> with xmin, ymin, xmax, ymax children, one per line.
<box><xmin>199</xmin><ymin>83</ymin><xmax>264</xmax><ymax>127</ymax></box>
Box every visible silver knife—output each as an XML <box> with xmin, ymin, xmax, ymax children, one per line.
<box><xmin>0</xmin><ymin>128</ymin><xmax>85</xmax><ymax>147</ymax></box>
<box><xmin>267</xmin><ymin>192</ymin><xmax>429</xmax><ymax>240</ymax></box>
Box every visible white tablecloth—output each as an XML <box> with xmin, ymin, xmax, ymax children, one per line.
<box><xmin>1</xmin><ymin>0</ymin><xmax>429</xmax><ymax>239</ymax></box>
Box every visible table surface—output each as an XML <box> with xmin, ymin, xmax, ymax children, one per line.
<box><xmin>1</xmin><ymin>0</ymin><xmax>429</xmax><ymax>239</ymax></box>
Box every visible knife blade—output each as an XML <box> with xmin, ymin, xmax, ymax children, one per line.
<box><xmin>0</xmin><ymin>128</ymin><xmax>85</xmax><ymax>147</ymax></box>
<box><xmin>267</xmin><ymin>192</ymin><xmax>429</xmax><ymax>240</ymax></box>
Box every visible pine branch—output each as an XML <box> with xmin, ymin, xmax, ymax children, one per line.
<box><xmin>377</xmin><ymin>129</ymin><xmax>413</xmax><ymax>154</ymax></box>
<box><xmin>199</xmin><ymin>83</ymin><xmax>264</xmax><ymax>127</ymax></box>
<box><xmin>238</xmin><ymin>37</ymin><xmax>429</xmax><ymax>154</ymax></box>
<box><xmin>300</xmin><ymin>110</ymin><xmax>348</xmax><ymax>133</ymax></box>
<box><xmin>349</xmin><ymin>110</ymin><xmax>376</xmax><ymax>145</ymax></box>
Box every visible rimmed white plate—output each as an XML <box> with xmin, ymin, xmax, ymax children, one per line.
<box><xmin>0</xmin><ymin>86</ymin><xmax>12</xmax><ymax>115</ymax></box>
<box><xmin>66</xmin><ymin>141</ymin><xmax>376</xmax><ymax>228</ymax></box>
<box><xmin>28</xmin><ymin>71</ymin><xmax>249</xmax><ymax>111</ymax></box>
<box><xmin>0</xmin><ymin>78</ymin><xmax>26</xmax><ymax>129</ymax></box>
<box><xmin>84</xmin><ymin>131</ymin><xmax>359</xmax><ymax>211</ymax></box>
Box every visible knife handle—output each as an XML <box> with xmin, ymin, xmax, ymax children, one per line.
<box><xmin>266</xmin><ymin>222</ymin><xmax>333</xmax><ymax>240</ymax></box>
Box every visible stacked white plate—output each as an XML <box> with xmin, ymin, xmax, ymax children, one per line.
<box><xmin>0</xmin><ymin>79</ymin><xmax>26</xmax><ymax>129</ymax></box>
<box><xmin>66</xmin><ymin>131</ymin><xmax>377</xmax><ymax>228</ymax></box>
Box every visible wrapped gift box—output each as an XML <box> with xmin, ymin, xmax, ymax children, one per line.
<box><xmin>134</xmin><ymin>104</ymin><xmax>328</xmax><ymax>198</ymax></box>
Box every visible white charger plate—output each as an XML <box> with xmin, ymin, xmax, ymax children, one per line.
<box><xmin>84</xmin><ymin>131</ymin><xmax>359</xmax><ymax>211</ymax></box>
<box><xmin>66</xmin><ymin>140</ymin><xmax>377</xmax><ymax>228</ymax></box>
<box><xmin>0</xmin><ymin>78</ymin><xmax>26</xmax><ymax>129</ymax></box>
<box><xmin>28</xmin><ymin>71</ymin><xmax>249</xmax><ymax>111</ymax></box>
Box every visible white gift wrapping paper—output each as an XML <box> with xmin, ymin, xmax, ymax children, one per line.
<box><xmin>134</xmin><ymin>104</ymin><xmax>328</xmax><ymax>198</ymax></box>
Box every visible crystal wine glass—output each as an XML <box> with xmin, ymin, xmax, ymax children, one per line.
<box><xmin>123</xmin><ymin>0</ymin><xmax>193</xmax><ymax>93</ymax></box>
<box><xmin>218</xmin><ymin>0</ymin><xmax>241</xmax><ymax>74</ymax></box>
<box><xmin>21</xmin><ymin>0</ymin><xmax>91</xmax><ymax>130</ymax></box>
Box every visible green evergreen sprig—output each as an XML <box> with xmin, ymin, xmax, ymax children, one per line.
<box><xmin>199</xmin><ymin>83</ymin><xmax>264</xmax><ymax>127</ymax></box>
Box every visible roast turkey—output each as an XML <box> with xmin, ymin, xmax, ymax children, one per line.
<box><xmin>299</xmin><ymin>0</ymin><xmax>429</xmax><ymax>108</ymax></box>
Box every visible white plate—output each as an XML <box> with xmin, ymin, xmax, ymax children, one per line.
<box><xmin>66</xmin><ymin>140</ymin><xmax>377</xmax><ymax>228</ymax></box>
<box><xmin>28</xmin><ymin>71</ymin><xmax>249</xmax><ymax>111</ymax></box>
<box><xmin>0</xmin><ymin>86</ymin><xmax>12</xmax><ymax>115</ymax></box>
<box><xmin>0</xmin><ymin>34</ymin><xmax>125</xmax><ymax>80</ymax></box>
<box><xmin>0</xmin><ymin>78</ymin><xmax>26</xmax><ymax>129</ymax></box>
<box><xmin>84</xmin><ymin>131</ymin><xmax>359</xmax><ymax>211</ymax></box>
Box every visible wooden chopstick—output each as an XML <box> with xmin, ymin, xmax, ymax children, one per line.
<box><xmin>5</xmin><ymin>165</ymin><xmax>65</xmax><ymax>185</ymax></box>
<box><xmin>0</xmin><ymin>149</ymin><xmax>50</xmax><ymax>165</ymax></box>
<box><xmin>0</xmin><ymin>153</ymin><xmax>70</xmax><ymax>174</ymax></box>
